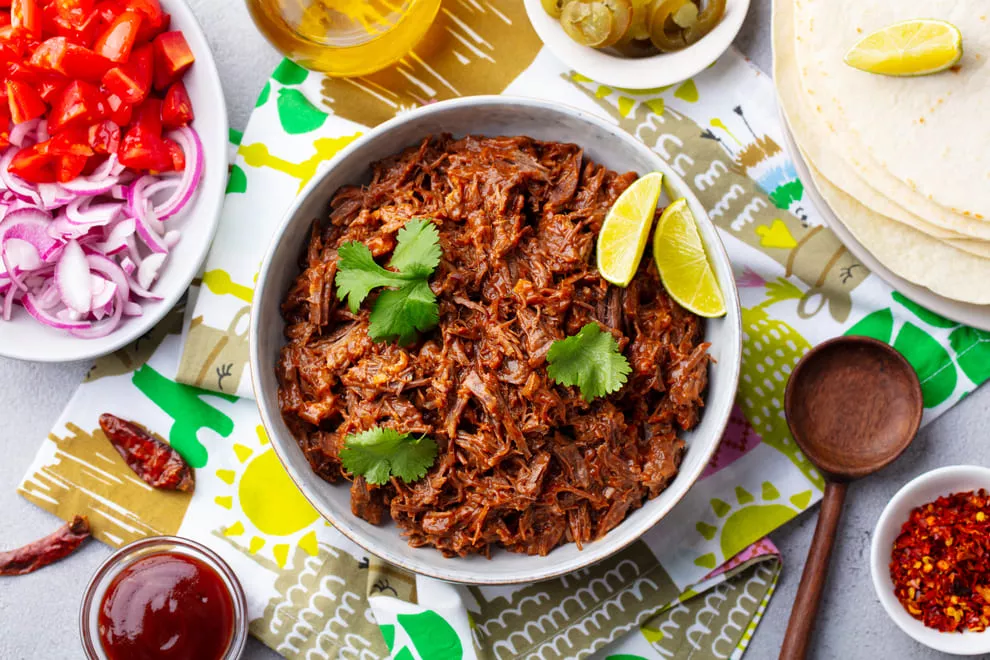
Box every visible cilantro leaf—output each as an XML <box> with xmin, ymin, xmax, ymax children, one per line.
<box><xmin>333</xmin><ymin>218</ymin><xmax>441</xmax><ymax>342</ymax></box>
<box><xmin>546</xmin><ymin>322</ymin><xmax>632</xmax><ymax>402</ymax></box>
<box><xmin>368</xmin><ymin>280</ymin><xmax>439</xmax><ymax>345</ymax></box>
<box><xmin>389</xmin><ymin>218</ymin><xmax>442</xmax><ymax>276</ymax></box>
<box><xmin>335</xmin><ymin>241</ymin><xmax>413</xmax><ymax>313</ymax></box>
<box><xmin>339</xmin><ymin>427</ymin><xmax>438</xmax><ymax>486</ymax></box>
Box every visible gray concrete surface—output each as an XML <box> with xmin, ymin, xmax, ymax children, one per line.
<box><xmin>0</xmin><ymin>1</ymin><xmax>977</xmax><ymax>658</ymax></box>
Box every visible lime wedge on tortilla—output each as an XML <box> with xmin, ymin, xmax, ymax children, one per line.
<box><xmin>844</xmin><ymin>19</ymin><xmax>962</xmax><ymax>77</ymax></box>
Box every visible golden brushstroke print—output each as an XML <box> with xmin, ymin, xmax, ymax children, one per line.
<box><xmin>18</xmin><ymin>423</ymin><xmax>191</xmax><ymax>547</ymax></box>
<box><xmin>319</xmin><ymin>0</ymin><xmax>542</xmax><ymax>127</ymax></box>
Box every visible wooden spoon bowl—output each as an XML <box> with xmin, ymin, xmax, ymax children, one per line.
<box><xmin>785</xmin><ymin>335</ymin><xmax>923</xmax><ymax>481</ymax></box>
<box><xmin>779</xmin><ymin>336</ymin><xmax>923</xmax><ymax>659</ymax></box>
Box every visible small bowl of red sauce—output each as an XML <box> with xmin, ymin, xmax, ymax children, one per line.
<box><xmin>80</xmin><ymin>536</ymin><xmax>248</xmax><ymax>660</ymax></box>
<box><xmin>872</xmin><ymin>465</ymin><xmax>990</xmax><ymax>656</ymax></box>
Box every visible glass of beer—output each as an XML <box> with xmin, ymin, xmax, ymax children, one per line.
<box><xmin>246</xmin><ymin>0</ymin><xmax>442</xmax><ymax>77</ymax></box>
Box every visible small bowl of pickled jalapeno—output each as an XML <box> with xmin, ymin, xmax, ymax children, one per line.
<box><xmin>524</xmin><ymin>0</ymin><xmax>750</xmax><ymax>89</ymax></box>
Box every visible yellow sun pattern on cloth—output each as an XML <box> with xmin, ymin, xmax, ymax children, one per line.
<box><xmin>214</xmin><ymin>425</ymin><xmax>323</xmax><ymax>568</ymax></box>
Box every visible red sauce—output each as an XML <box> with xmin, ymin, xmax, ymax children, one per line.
<box><xmin>98</xmin><ymin>552</ymin><xmax>234</xmax><ymax>660</ymax></box>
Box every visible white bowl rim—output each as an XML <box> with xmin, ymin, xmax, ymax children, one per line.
<box><xmin>870</xmin><ymin>464</ymin><xmax>990</xmax><ymax>655</ymax></box>
<box><xmin>522</xmin><ymin>0</ymin><xmax>752</xmax><ymax>90</ymax></box>
<box><xmin>0</xmin><ymin>0</ymin><xmax>227</xmax><ymax>363</ymax></box>
<box><xmin>250</xmin><ymin>94</ymin><xmax>742</xmax><ymax>584</ymax></box>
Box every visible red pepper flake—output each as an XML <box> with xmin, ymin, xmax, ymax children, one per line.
<box><xmin>99</xmin><ymin>413</ymin><xmax>195</xmax><ymax>492</ymax></box>
<box><xmin>0</xmin><ymin>515</ymin><xmax>90</xmax><ymax>576</ymax></box>
<box><xmin>890</xmin><ymin>489</ymin><xmax>990</xmax><ymax>632</ymax></box>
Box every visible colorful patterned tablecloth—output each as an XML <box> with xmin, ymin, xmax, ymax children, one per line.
<box><xmin>18</xmin><ymin>2</ymin><xmax>990</xmax><ymax>659</ymax></box>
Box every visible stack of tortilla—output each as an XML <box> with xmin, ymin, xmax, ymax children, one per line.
<box><xmin>773</xmin><ymin>0</ymin><xmax>990</xmax><ymax>305</ymax></box>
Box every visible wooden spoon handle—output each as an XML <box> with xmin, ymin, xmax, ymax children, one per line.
<box><xmin>779</xmin><ymin>481</ymin><xmax>848</xmax><ymax>660</ymax></box>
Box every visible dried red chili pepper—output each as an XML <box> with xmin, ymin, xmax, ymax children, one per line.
<box><xmin>99</xmin><ymin>413</ymin><xmax>195</xmax><ymax>492</ymax></box>
<box><xmin>890</xmin><ymin>489</ymin><xmax>990</xmax><ymax>633</ymax></box>
<box><xmin>0</xmin><ymin>515</ymin><xmax>91</xmax><ymax>576</ymax></box>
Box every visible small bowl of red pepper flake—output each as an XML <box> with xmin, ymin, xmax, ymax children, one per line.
<box><xmin>872</xmin><ymin>465</ymin><xmax>990</xmax><ymax>655</ymax></box>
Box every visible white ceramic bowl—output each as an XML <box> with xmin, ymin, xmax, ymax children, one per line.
<box><xmin>523</xmin><ymin>0</ymin><xmax>751</xmax><ymax>89</ymax></box>
<box><xmin>0</xmin><ymin>0</ymin><xmax>227</xmax><ymax>363</ymax></box>
<box><xmin>251</xmin><ymin>96</ymin><xmax>742</xmax><ymax>584</ymax></box>
<box><xmin>871</xmin><ymin>465</ymin><xmax>990</xmax><ymax>655</ymax></box>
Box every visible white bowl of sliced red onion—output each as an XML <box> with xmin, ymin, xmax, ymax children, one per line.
<box><xmin>0</xmin><ymin>0</ymin><xmax>226</xmax><ymax>362</ymax></box>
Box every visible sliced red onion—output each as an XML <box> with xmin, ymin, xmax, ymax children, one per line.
<box><xmin>153</xmin><ymin>127</ymin><xmax>204</xmax><ymax>219</ymax></box>
<box><xmin>0</xmin><ymin>151</ymin><xmax>41</xmax><ymax>205</ymax></box>
<box><xmin>56</xmin><ymin>240</ymin><xmax>93</xmax><ymax>314</ymax></box>
<box><xmin>23</xmin><ymin>293</ymin><xmax>89</xmax><ymax>330</ymax></box>
<box><xmin>132</xmin><ymin>197</ymin><xmax>168</xmax><ymax>254</ymax></box>
<box><xmin>95</xmin><ymin>218</ymin><xmax>135</xmax><ymax>256</ymax></box>
<box><xmin>9</xmin><ymin>119</ymin><xmax>40</xmax><ymax>148</ymax></box>
<box><xmin>66</xmin><ymin>198</ymin><xmax>123</xmax><ymax>226</ymax></box>
<box><xmin>69</xmin><ymin>291</ymin><xmax>124</xmax><ymax>338</ymax></box>
<box><xmin>37</xmin><ymin>183</ymin><xmax>75</xmax><ymax>210</ymax></box>
<box><xmin>3</xmin><ymin>286</ymin><xmax>21</xmax><ymax>320</ymax></box>
<box><xmin>120</xmin><ymin>255</ymin><xmax>137</xmax><ymax>276</ymax></box>
<box><xmin>136</xmin><ymin>253</ymin><xmax>166</xmax><ymax>290</ymax></box>
<box><xmin>0</xmin><ymin>125</ymin><xmax>202</xmax><ymax>337</ymax></box>
<box><xmin>91</xmin><ymin>276</ymin><xmax>117</xmax><ymax>309</ymax></box>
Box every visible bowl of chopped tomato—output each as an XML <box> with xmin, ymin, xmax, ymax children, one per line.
<box><xmin>0</xmin><ymin>0</ymin><xmax>226</xmax><ymax>361</ymax></box>
<box><xmin>872</xmin><ymin>465</ymin><xmax>990</xmax><ymax>655</ymax></box>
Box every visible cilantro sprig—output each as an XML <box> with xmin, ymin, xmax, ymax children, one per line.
<box><xmin>335</xmin><ymin>218</ymin><xmax>441</xmax><ymax>344</ymax></box>
<box><xmin>339</xmin><ymin>427</ymin><xmax>438</xmax><ymax>486</ymax></box>
<box><xmin>547</xmin><ymin>323</ymin><xmax>632</xmax><ymax>402</ymax></box>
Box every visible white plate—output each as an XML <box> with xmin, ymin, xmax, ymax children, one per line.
<box><xmin>0</xmin><ymin>0</ymin><xmax>228</xmax><ymax>363</ymax></box>
<box><xmin>779</xmin><ymin>114</ymin><xmax>990</xmax><ymax>332</ymax></box>
<box><xmin>252</xmin><ymin>96</ymin><xmax>742</xmax><ymax>585</ymax></box>
<box><xmin>523</xmin><ymin>0</ymin><xmax>751</xmax><ymax>89</ymax></box>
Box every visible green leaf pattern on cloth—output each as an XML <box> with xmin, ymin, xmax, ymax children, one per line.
<box><xmin>276</xmin><ymin>88</ymin><xmax>328</xmax><ymax>135</ymax></box>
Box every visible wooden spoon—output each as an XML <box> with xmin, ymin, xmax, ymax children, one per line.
<box><xmin>779</xmin><ymin>336</ymin><xmax>923</xmax><ymax>659</ymax></box>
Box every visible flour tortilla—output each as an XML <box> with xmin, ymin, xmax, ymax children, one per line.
<box><xmin>774</xmin><ymin>0</ymin><xmax>990</xmax><ymax>254</ymax></box>
<box><xmin>774</xmin><ymin>0</ymin><xmax>990</xmax><ymax>303</ymax></box>
<box><xmin>807</xmin><ymin>161</ymin><xmax>990</xmax><ymax>304</ymax></box>
<box><xmin>794</xmin><ymin>0</ymin><xmax>990</xmax><ymax>224</ymax></box>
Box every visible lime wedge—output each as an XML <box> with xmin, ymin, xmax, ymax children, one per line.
<box><xmin>597</xmin><ymin>171</ymin><xmax>663</xmax><ymax>286</ymax></box>
<box><xmin>844</xmin><ymin>19</ymin><xmax>962</xmax><ymax>77</ymax></box>
<box><xmin>652</xmin><ymin>198</ymin><xmax>726</xmax><ymax>318</ymax></box>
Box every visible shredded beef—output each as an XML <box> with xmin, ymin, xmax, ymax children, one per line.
<box><xmin>277</xmin><ymin>134</ymin><xmax>710</xmax><ymax>557</ymax></box>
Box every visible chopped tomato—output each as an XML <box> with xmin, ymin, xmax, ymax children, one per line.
<box><xmin>49</xmin><ymin>126</ymin><xmax>93</xmax><ymax>156</ymax></box>
<box><xmin>93</xmin><ymin>0</ymin><xmax>121</xmax><ymax>24</ymax></box>
<box><xmin>161</xmin><ymin>80</ymin><xmax>192</xmax><ymax>129</ymax></box>
<box><xmin>163</xmin><ymin>136</ymin><xmax>183</xmax><ymax>171</ymax></box>
<box><xmin>8</xmin><ymin>142</ymin><xmax>56</xmax><ymax>182</ymax></box>
<box><xmin>151</xmin><ymin>30</ymin><xmax>191</xmax><ymax>90</ymax></box>
<box><xmin>101</xmin><ymin>42</ymin><xmax>150</xmax><ymax>103</ymax></box>
<box><xmin>11</xmin><ymin>0</ymin><xmax>40</xmax><ymax>38</ymax></box>
<box><xmin>29</xmin><ymin>36</ymin><xmax>111</xmax><ymax>81</ymax></box>
<box><xmin>104</xmin><ymin>91</ymin><xmax>131</xmax><ymax>125</ymax></box>
<box><xmin>93</xmin><ymin>7</ymin><xmax>139</xmax><ymax>61</ymax></box>
<box><xmin>54</xmin><ymin>152</ymin><xmax>87</xmax><ymax>181</ymax></box>
<box><xmin>131</xmin><ymin>96</ymin><xmax>160</xmax><ymax>136</ymax></box>
<box><xmin>6</xmin><ymin>79</ymin><xmax>46</xmax><ymax>123</ymax></box>
<box><xmin>51</xmin><ymin>7</ymin><xmax>100</xmax><ymax>47</ymax></box>
<box><xmin>118</xmin><ymin>125</ymin><xmax>170</xmax><ymax>171</ymax></box>
<box><xmin>48</xmin><ymin>79</ymin><xmax>106</xmax><ymax>132</ymax></box>
<box><xmin>36</xmin><ymin>72</ymin><xmax>68</xmax><ymax>102</ymax></box>
<box><xmin>53</xmin><ymin>0</ymin><xmax>95</xmax><ymax>20</ymax></box>
<box><xmin>86</xmin><ymin>118</ymin><xmax>119</xmax><ymax>153</ymax></box>
<box><xmin>0</xmin><ymin>25</ymin><xmax>34</xmax><ymax>55</ymax></box>
<box><xmin>125</xmin><ymin>0</ymin><xmax>166</xmax><ymax>41</ymax></box>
